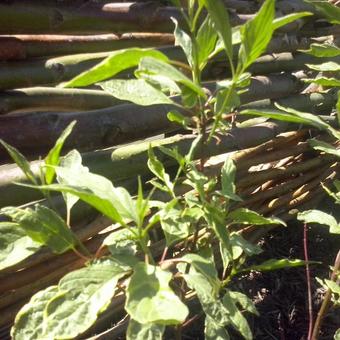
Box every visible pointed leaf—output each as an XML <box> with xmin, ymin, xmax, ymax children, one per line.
<box><xmin>99</xmin><ymin>79</ymin><xmax>173</xmax><ymax>106</ymax></box>
<box><xmin>57</xmin><ymin>149</ymin><xmax>85</xmax><ymax>215</ymax></box>
<box><xmin>228</xmin><ymin>291</ymin><xmax>258</xmax><ymax>316</ymax></box>
<box><xmin>44</xmin><ymin>121</ymin><xmax>76</xmax><ymax>184</ymax></box>
<box><xmin>306</xmin><ymin>61</ymin><xmax>340</xmax><ymax>72</ymax></box>
<box><xmin>103</xmin><ymin>228</ymin><xmax>137</xmax><ymax>257</ymax></box>
<box><xmin>172</xmin><ymin>17</ymin><xmax>193</xmax><ymax>67</ymax></box>
<box><xmin>273</xmin><ymin>12</ymin><xmax>313</xmax><ymax>30</ymax></box>
<box><xmin>196</xmin><ymin>16</ymin><xmax>218</xmax><ymax>70</ymax></box>
<box><xmin>309</xmin><ymin>139</ymin><xmax>340</xmax><ymax>158</ymax></box>
<box><xmin>44</xmin><ymin>258</ymin><xmax>131</xmax><ymax>339</ymax></box>
<box><xmin>305</xmin><ymin>0</ymin><xmax>340</xmax><ymax>24</ymax></box>
<box><xmin>138</xmin><ymin>57</ymin><xmax>206</xmax><ymax>98</ymax></box>
<box><xmin>229</xmin><ymin>208</ymin><xmax>286</xmax><ymax>226</ymax></box>
<box><xmin>241</xmin><ymin>258</ymin><xmax>309</xmax><ymax>273</ymax></box>
<box><xmin>0</xmin><ymin>140</ymin><xmax>37</xmax><ymax>185</ymax></box>
<box><xmin>205</xmin><ymin>315</ymin><xmax>230</xmax><ymax>340</ymax></box>
<box><xmin>0</xmin><ymin>222</ymin><xmax>41</xmax><ymax>271</ymax></box>
<box><xmin>238</xmin><ymin>0</ymin><xmax>275</xmax><ymax>72</ymax></box>
<box><xmin>63</xmin><ymin>48</ymin><xmax>168</xmax><ymax>87</ymax></box>
<box><xmin>199</xmin><ymin>0</ymin><xmax>233</xmax><ymax>70</ymax></box>
<box><xmin>298</xmin><ymin>209</ymin><xmax>340</xmax><ymax>234</ymax></box>
<box><xmin>126</xmin><ymin>263</ymin><xmax>188</xmax><ymax>325</ymax></box>
<box><xmin>11</xmin><ymin>286</ymin><xmax>59</xmax><ymax>340</ymax></box>
<box><xmin>303</xmin><ymin>43</ymin><xmax>340</xmax><ymax>57</ymax></box>
<box><xmin>221</xmin><ymin>157</ymin><xmax>242</xmax><ymax>201</ymax></box>
<box><xmin>127</xmin><ymin>319</ymin><xmax>165</xmax><ymax>340</ymax></box>
<box><xmin>222</xmin><ymin>291</ymin><xmax>252</xmax><ymax>340</ymax></box>
<box><xmin>1</xmin><ymin>205</ymin><xmax>78</xmax><ymax>254</ymax></box>
<box><xmin>303</xmin><ymin>77</ymin><xmax>340</xmax><ymax>87</ymax></box>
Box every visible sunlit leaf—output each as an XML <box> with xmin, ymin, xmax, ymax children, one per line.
<box><xmin>44</xmin><ymin>258</ymin><xmax>131</xmax><ymax>339</ymax></box>
<box><xmin>306</xmin><ymin>61</ymin><xmax>340</xmax><ymax>72</ymax></box>
<box><xmin>127</xmin><ymin>319</ymin><xmax>165</xmax><ymax>340</ymax></box>
<box><xmin>103</xmin><ymin>228</ymin><xmax>137</xmax><ymax>257</ymax></box>
<box><xmin>172</xmin><ymin>17</ymin><xmax>193</xmax><ymax>67</ymax></box>
<box><xmin>222</xmin><ymin>290</ymin><xmax>252</xmax><ymax>340</ymax></box>
<box><xmin>305</xmin><ymin>0</ymin><xmax>340</xmax><ymax>24</ymax></box>
<box><xmin>138</xmin><ymin>57</ymin><xmax>206</xmax><ymax>98</ymax></box>
<box><xmin>63</xmin><ymin>48</ymin><xmax>168</xmax><ymax>87</ymax></box>
<box><xmin>1</xmin><ymin>205</ymin><xmax>78</xmax><ymax>254</ymax></box>
<box><xmin>241</xmin><ymin>258</ymin><xmax>310</xmax><ymax>273</ymax></box>
<box><xmin>199</xmin><ymin>0</ymin><xmax>233</xmax><ymax>70</ymax></box>
<box><xmin>11</xmin><ymin>286</ymin><xmax>59</xmax><ymax>340</ymax></box>
<box><xmin>302</xmin><ymin>43</ymin><xmax>340</xmax><ymax>57</ymax></box>
<box><xmin>126</xmin><ymin>263</ymin><xmax>189</xmax><ymax>324</ymax></box>
<box><xmin>99</xmin><ymin>79</ymin><xmax>173</xmax><ymax>106</ymax></box>
<box><xmin>44</xmin><ymin>121</ymin><xmax>76</xmax><ymax>184</ymax></box>
<box><xmin>221</xmin><ymin>157</ymin><xmax>242</xmax><ymax>201</ymax></box>
<box><xmin>228</xmin><ymin>208</ymin><xmax>286</xmax><ymax>226</ymax></box>
<box><xmin>238</xmin><ymin>0</ymin><xmax>275</xmax><ymax>72</ymax></box>
<box><xmin>0</xmin><ymin>222</ymin><xmax>41</xmax><ymax>271</ymax></box>
<box><xmin>303</xmin><ymin>77</ymin><xmax>340</xmax><ymax>87</ymax></box>
<box><xmin>57</xmin><ymin>149</ymin><xmax>86</xmax><ymax>216</ymax></box>
<box><xmin>0</xmin><ymin>140</ymin><xmax>37</xmax><ymax>185</ymax></box>
<box><xmin>309</xmin><ymin>139</ymin><xmax>340</xmax><ymax>158</ymax></box>
<box><xmin>273</xmin><ymin>12</ymin><xmax>313</xmax><ymax>30</ymax></box>
<box><xmin>205</xmin><ymin>315</ymin><xmax>230</xmax><ymax>340</ymax></box>
<box><xmin>196</xmin><ymin>15</ymin><xmax>218</xmax><ymax>70</ymax></box>
<box><xmin>298</xmin><ymin>209</ymin><xmax>340</xmax><ymax>234</ymax></box>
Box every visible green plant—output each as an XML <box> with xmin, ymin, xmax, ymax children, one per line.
<box><xmin>0</xmin><ymin>1</ymin><xmax>317</xmax><ymax>339</ymax></box>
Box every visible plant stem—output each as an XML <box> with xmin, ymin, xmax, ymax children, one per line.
<box><xmin>303</xmin><ymin>223</ymin><xmax>314</xmax><ymax>340</ymax></box>
<box><xmin>311</xmin><ymin>250</ymin><xmax>340</xmax><ymax>340</ymax></box>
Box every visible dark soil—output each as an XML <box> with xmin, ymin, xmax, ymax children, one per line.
<box><xmin>181</xmin><ymin>201</ymin><xmax>340</xmax><ymax>340</ymax></box>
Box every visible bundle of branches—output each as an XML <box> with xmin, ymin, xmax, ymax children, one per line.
<box><xmin>0</xmin><ymin>129</ymin><xmax>338</xmax><ymax>339</ymax></box>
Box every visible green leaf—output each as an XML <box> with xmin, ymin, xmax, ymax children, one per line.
<box><xmin>303</xmin><ymin>77</ymin><xmax>340</xmax><ymax>87</ymax></box>
<box><xmin>302</xmin><ymin>43</ymin><xmax>340</xmax><ymax>57</ymax></box>
<box><xmin>99</xmin><ymin>79</ymin><xmax>173</xmax><ymax>106</ymax></box>
<box><xmin>44</xmin><ymin>258</ymin><xmax>131</xmax><ymax>339</ymax></box>
<box><xmin>241</xmin><ymin>258</ymin><xmax>309</xmax><ymax>273</ymax></box>
<box><xmin>228</xmin><ymin>208</ymin><xmax>286</xmax><ymax>226</ymax></box>
<box><xmin>1</xmin><ymin>205</ymin><xmax>78</xmax><ymax>254</ymax></box>
<box><xmin>309</xmin><ymin>139</ymin><xmax>340</xmax><ymax>158</ymax></box>
<box><xmin>306</xmin><ymin>61</ymin><xmax>340</xmax><ymax>72</ymax></box>
<box><xmin>305</xmin><ymin>0</ymin><xmax>340</xmax><ymax>24</ymax></box>
<box><xmin>221</xmin><ymin>157</ymin><xmax>242</xmax><ymax>201</ymax></box>
<box><xmin>11</xmin><ymin>286</ymin><xmax>59</xmax><ymax>340</ymax></box>
<box><xmin>148</xmin><ymin>145</ymin><xmax>173</xmax><ymax>193</ymax></box>
<box><xmin>182</xmin><ymin>253</ymin><xmax>220</xmax><ymax>293</ymax></box>
<box><xmin>127</xmin><ymin>319</ymin><xmax>165</xmax><ymax>340</ymax></box>
<box><xmin>0</xmin><ymin>140</ymin><xmax>37</xmax><ymax>185</ymax></box>
<box><xmin>297</xmin><ymin>209</ymin><xmax>340</xmax><ymax>234</ymax></box>
<box><xmin>138</xmin><ymin>57</ymin><xmax>206</xmax><ymax>98</ymax></box>
<box><xmin>205</xmin><ymin>315</ymin><xmax>230</xmax><ymax>340</ymax></box>
<box><xmin>125</xmin><ymin>263</ymin><xmax>189</xmax><ymax>325</ymax></box>
<box><xmin>63</xmin><ymin>48</ymin><xmax>168</xmax><ymax>87</ymax></box>
<box><xmin>172</xmin><ymin>17</ymin><xmax>193</xmax><ymax>68</ymax></box>
<box><xmin>33</xmin><ymin>166</ymin><xmax>138</xmax><ymax>224</ymax></box>
<box><xmin>44</xmin><ymin>121</ymin><xmax>76</xmax><ymax>185</ymax></box>
<box><xmin>337</xmin><ymin>92</ymin><xmax>340</xmax><ymax>126</ymax></box>
<box><xmin>103</xmin><ymin>228</ymin><xmax>138</xmax><ymax>260</ymax></box>
<box><xmin>228</xmin><ymin>291</ymin><xmax>258</xmax><ymax>316</ymax></box>
<box><xmin>335</xmin><ymin>328</ymin><xmax>340</xmax><ymax>340</ymax></box>
<box><xmin>275</xmin><ymin>103</ymin><xmax>340</xmax><ymax>140</ymax></box>
<box><xmin>0</xmin><ymin>222</ymin><xmax>41</xmax><ymax>271</ymax></box>
<box><xmin>167</xmin><ymin>110</ymin><xmax>190</xmax><ymax>127</ymax></box>
<box><xmin>238</xmin><ymin>0</ymin><xmax>275</xmax><ymax>72</ymax></box>
<box><xmin>272</xmin><ymin>12</ymin><xmax>313</xmax><ymax>30</ymax></box>
<box><xmin>222</xmin><ymin>290</ymin><xmax>253</xmax><ymax>340</ymax></box>
<box><xmin>199</xmin><ymin>0</ymin><xmax>233</xmax><ymax>71</ymax></box>
<box><xmin>57</xmin><ymin>149</ymin><xmax>85</xmax><ymax>216</ymax></box>
<box><xmin>159</xmin><ymin>200</ymin><xmax>191</xmax><ymax>246</ymax></box>
<box><xmin>196</xmin><ymin>15</ymin><xmax>218</xmax><ymax>70</ymax></box>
